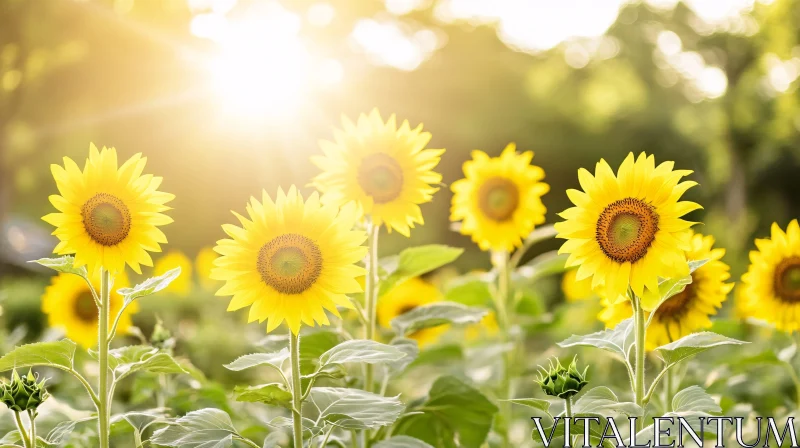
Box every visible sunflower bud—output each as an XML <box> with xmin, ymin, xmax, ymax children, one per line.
<box><xmin>151</xmin><ymin>318</ymin><xmax>175</xmax><ymax>352</ymax></box>
<box><xmin>0</xmin><ymin>370</ymin><xmax>49</xmax><ymax>413</ymax></box>
<box><xmin>537</xmin><ymin>357</ymin><xmax>588</xmax><ymax>399</ymax></box>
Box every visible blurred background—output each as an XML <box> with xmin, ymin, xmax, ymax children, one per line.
<box><xmin>1</xmin><ymin>0</ymin><xmax>800</xmax><ymax>433</ymax></box>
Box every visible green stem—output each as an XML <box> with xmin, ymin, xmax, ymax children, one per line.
<box><xmin>495</xmin><ymin>251</ymin><xmax>512</xmax><ymax>448</ymax></box>
<box><xmin>564</xmin><ymin>397</ymin><xmax>572</xmax><ymax>418</ymax></box>
<box><xmin>363</xmin><ymin>219</ymin><xmax>379</xmax><ymax>394</ymax></box>
<box><xmin>98</xmin><ymin>268</ymin><xmax>111</xmax><ymax>448</ymax></box>
<box><xmin>234</xmin><ymin>436</ymin><xmax>262</xmax><ymax>448</ymax></box>
<box><xmin>632</xmin><ymin>290</ymin><xmax>646</xmax><ymax>431</ymax></box>
<box><xmin>290</xmin><ymin>332</ymin><xmax>304</xmax><ymax>448</ymax></box>
<box><xmin>784</xmin><ymin>362</ymin><xmax>800</xmax><ymax>410</ymax></box>
<box><xmin>27</xmin><ymin>411</ymin><xmax>35</xmax><ymax>448</ymax></box>
<box><xmin>13</xmin><ymin>411</ymin><xmax>31</xmax><ymax>448</ymax></box>
<box><xmin>665</xmin><ymin>368</ymin><xmax>673</xmax><ymax>412</ymax></box>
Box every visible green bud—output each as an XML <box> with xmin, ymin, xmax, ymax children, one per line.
<box><xmin>0</xmin><ymin>369</ymin><xmax>49</xmax><ymax>413</ymax></box>
<box><xmin>151</xmin><ymin>318</ymin><xmax>175</xmax><ymax>352</ymax></box>
<box><xmin>536</xmin><ymin>356</ymin><xmax>589</xmax><ymax>399</ymax></box>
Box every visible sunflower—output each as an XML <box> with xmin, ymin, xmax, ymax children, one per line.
<box><xmin>195</xmin><ymin>247</ymin><xmax>219</xmax><ymax>290</ymax></box>
<box><xmin>554</xmin><ymin>152</ymin><xmax>700</xmax><ymax>303</ymax></box>
<box><xmin>42</xmin><ymin>144</ymin><xmax>174</xmax><ymax>275</ymax></box>
<box><xmin>211</xmin><ymin>187</ymin><xmax>367</xmax><ymax>334</ymax></box>
<box><xmin>741</xmin><ymin>220</ymin><xmax>800</xmax><ymax>332</ymax></box>
<box><xmin>310</xmin><ymin>110</ymin><xmax>444</xmax><ymax>236</ymax></box>
<box><xmin>562</xmin><ymin>269</ymin><xmax>595</xmax><ymax>302</ymax></box>
<box><xmin>41</xmin><ymin>271</ymin><xmax>137</xmax><ymax>348</ymax></box>
<box><xmin>465</xmin><ymin>311</ymin><xmax>499</xmax><ymax>341</ymax></box>
<box><xmin>153</xmin><ymin>251</ymin><xmax>193</xmax><ymax>297</ymax></box>
<box><xmin>598</xmin><ymin>231</ymin><xmax>732</xmax><ymax>349</ymax></box>
<box><xmin>378</xmin><ymin>277</ymin><xmax>448</xmax><ymax>347</ymax></box>
<box><xmin>450</xmin><ymin>144</ymin><xmax>549</xmax><ymax>252</ymax></box>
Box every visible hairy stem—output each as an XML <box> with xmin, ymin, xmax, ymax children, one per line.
<box><xmin>632</xmin><ymin>290</ymin><xmax>646</xmax><ymax>431</ymax></box>
<box><xmin>98</xmin><ymin>268</ymin><xmax>111</xmax><ymax>448</ymax></box>
<box><xmin>363</xmin><ymin>219</ymin><xmax>380</xmax><ymax>393</ymax></box>
<box><xmin>13</xmin><ymin>411</ymin><xmax>31</xmax><ymax>448</ymax></box>
<box><xmin>495</xmin><ymin>251</ymin><xmax>512</xmax><ymax>448</ymax></box>
<box><xmin>27</xmin><ymin>410</ymin><xmax>35</xmax><ymax>448</ymax></box>
<box><xmin>290</xmin><ymin>332</ymin><xmax>304</xmax><ymax>448</ymax></box>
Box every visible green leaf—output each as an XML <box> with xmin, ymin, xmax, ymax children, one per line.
<box><xmin>444</xmin><ymin>276</ymin><xmax>491</xmax><ymax>307</ymax></box>
<box><xmin>111</xmin><ymin>409</ymin><xmax>167</xmax><ymax>435</ymax></box>
<box><xmin>299</xmin><ymin>330</ymin><xmax>344</xmax><ymax>375</ymax></box>
<box><xmin>672</xmin><ymin>385</ymin><xmax>721</xmax><ymax>414</ymax></box>
<box><xmin>655</xmin><ymin>332</ymin><xmax>748</xmax><ymax>366</ymax></box>
<box><xmin>641</xmin><ymin>259</ymin><xmax>709</xmax><ymax>312</ymax></box>
<box><xmin>305</xmin><ymin>388</ymin><xmax>404</xmax><ymax>430</ymax></box>
<box><xmin>504</xmin><ymin>398</ymin><xmax>551</xmax><ymax>412</ymax></box>
<box><xmin>515</xmin><ymin>251</ymin><xmax>569</xmax><ymax>283</ymax></box>
<box><xmin>233</xmin><ymin>383</ymin><xmax>293</xmax><ymax>409</ymax></box>
<box><xmin>380</xmin><ymin>245</ymin><xmax>463</xmax><ymax>296</ymax></box>
<box><xmin>223</xmin><ymin>349</ymin><xmax>289</xmax><ymax>372</ymax></box>
<box><xmin>319</xmin><ymin>339</ymin><xmax>406</xmax><ymax>367</ymax></box>
<box><xmin>393</xmin><ymin>375</ymin><xmax>499</xmax><ymax>448</ymax></box>
<box><xmin>0</xmin><ymin>339</ymin><xmax>76</xmax><ymax>372</ymax></box>
<box><xmin>150</xmin><ymin>408</ymin><xmax>238</xmax><ymax>448</ymax></box>
<box><xmin>29</xmin><ymin>255</ymin><xmax>88</xmax><ymax>278</ymax></box>
<box><xmin>390</xmin><ymin>302</ymin><xmax>487</xmax><ymax>336</ymax></box>
<box><xmin>117</xmin><ymin>267</ymin><xmax>181</xmax><ymax>306</ymax></box>
<box><xmin>374</xmin><ymin>436</ymin><xmax>435</xmax><ymax>448</ymax></box>
<box><xmin>107</xmin><ymin>346</ymin><xmax>187</xmax><ymax>379</ymax></box>
<box><xmin>387</xmin><ymin>338</ymin><xmax>418</xmax><ymax>375</ymax></box>
<box><xmin>572</xmin><ymin>387</ymin><xmax>643</xmax><ymax>416</ymax></box>
<box><xmin>557</xmin><ymin>318</ymin><xmax>634</xmax><ymax>363</ymax></box>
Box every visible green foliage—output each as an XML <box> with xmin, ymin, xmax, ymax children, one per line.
<box><xmin>390</xmin><ymin>302</ymin><xmax>487</xmax><ymax>336</ymax></box>
<box><xmin>655</xmin><ymin>332</ymin><xmax>748</xmax><ymax>367</ymax></box>
<box><xmin>233</xmin><ymin>383</ymin><xmax>293</xmax><ymax>408</ymax></box>
<box><xmin>118</xmin><ymin>267</ymin><xmax>182</xmax><ymax>307</ymax></box>
<box><xmin>380</xmin><ymin>245</ymin><xmax>464</xmax><ymax>296</ymax></box>
<box><xmin>0</xmin><ymin>340</ymin><xmax>77</xmax><ymax>372</ymax></box>
<box><xmin>318</xmin><ymin>339</ymin><xmax>406</xmax><ymax>367</ymax></box>
<box><xmin>393</xmin><ymin>375</ymin><xmax>498</xmax><ymax>448</ymax></box>
<box><xmin>29</xmin><ymin>256</ymin><xmax>88</xmax><ymax>278</ymax></box>
<box><xmin>150</xmin><ymin>408</ymin><xmax>241</xmax><ymax>448</ymax></box>
<box><xmin>0</xmin><ymin>370</ymin><xmax>49</xmax><ymax>413</ymax></box>
<box><xmin>305</xmin><ymin>387</ymin><xmax>404</xmax><ymax>430</ymax></box>
<box><xmin>536</xmin><ymin>357</ymin><xmax>589</xmax><ymax>399</ymax></box>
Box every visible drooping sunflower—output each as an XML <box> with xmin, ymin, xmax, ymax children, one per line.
<box><xmin>211</xmin><ymin>187</ymin><xmax>367</xmax><ymax>334</ymax></box>
<box><xmin>554</xmin><ymin>152</ymin><xmax>700</xmax><ymax>303</ymax></box>
<box><xmin>195</xmin><ymin>247</ymin><xmax>219</xmax><ymax>290</ymax></box>
<box><xmin>598</xmin><ymin>230</ymin><xmax>732</xmax><ymax>349</ymax></box>
<box><xmin>310</xmin><ymin>110</ymin><xmax>444</xmax><ymax>236</ymax></box>
<box><xmin>450</xmin><ymin>144</ymin><xmax>549</xmax><ymax>252</ymax></box>
<box><xmin>42</xmin><ymin>144</ymin><xmax>174</xmax><ymax>275</ymax></box>
<box><xmin>562</xmin><ymin>269</ymin><xmax>595</xmax><ymax>302</ymax></box>
<box><xmin>41</xmin><ymin>271</ymin><xmax>137</xmax><ymax>348</ymax></box>
<box><xmin>153</xmin><ymin>251</ymin><xmax>193</xmax><ymax>297</ymax></box>
<box><xmin>378</xmin><ymin>277</ymin><xmax>448</xmax><ymax>347</ymax></box>
<box><xmin>741</xmin><ymin>219</ymin><xmax>800</xmax><ymax>332</ymax></box>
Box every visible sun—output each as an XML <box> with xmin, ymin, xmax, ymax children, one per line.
<box><xmin>554</xmin><ymin>152</ymin><xmax>700</xmax><ymax>302</ymax></box>
<box><xmin>310</xmin><ymin>109</ymin><xmax>444</xmax><ymax>236</ymax></box>
<box><xmin>210</xmin><ymin>187</ymin><xmax>367</xmax><ymax>334</ymax></box>
<box><xmin>741</xmin><ymin>219</ymin><xmax>800</xmax><ymax>332</ymax></box>
<box><xmin>450</xmin><ymin>143</ymin><xmax>549</xmax><ymax>252</ymax></box>
<box><xmin>42</xmin><ymin>144</ymin><xmax>174</xmax><ymax>275</ymax></box>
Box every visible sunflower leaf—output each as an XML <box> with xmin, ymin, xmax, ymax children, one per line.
<box><xmin>150</xmin><ymin>408</ymin><xmax>240</xmax><ymax>448</ymax></box>
<box><xmin>318</xmin><ymin>339</ymin><xmax>406</xmax><ymax>367</ymax></box>
<box><xmin>117</xmin><ymin>267</ymin><xmax>181</xmax><ymax>306</ymax></box>
<box><xmin>233</xmin><ymin>383</ymin><xmax>293</xmax><ymax>409</ymax></box>
<box><xmin>108</xmin><ymin>346</ymin><xmax>188</xmax><ymax>380</ymax></box>
<box><xmin>380</xmin><ymin>245</ymin><xmax>463</xmax><ymax>296</ymax></box>
<box><xmin>223</xmin><ymin>349</ymin><xmax>290</xmax><ymax>372</ymax></box>
<box><xmin>390</xmin><ymin>302</ymin><xmax>487</xmax><ymax>336</ymax></box>
<box><xmin>655</xmin><ymin>332</ymin><xmax>747</xmax><ymax>366</ymax></box>
<box><xmin>641</xmin><ymin>258</ymin><xmax>709</xmax><ymax>312</ymax></box>
<box><xmin>374</xmin><ymin>436</ymin><xmax>435</xmax><ymax>448</ymax></box>
<box><xmin>305</xmin><ymin>388</ymin><xmax>405</xmax><ymax>430</ymax></box>
<box><xmin>0</xmin><ymin>339</ymin><xmax>77</xmax><ymax>372</ymax></box>
<box><xmin>29</xmin><ymin>256</ymin><xmax>88</xmax><ymax>278</ymax></box>
<box><xmin>557</xmin><ymin>318</ymin><xmax>635</xmax><ymax>365</ymax></box>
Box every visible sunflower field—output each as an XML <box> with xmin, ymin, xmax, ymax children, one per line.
<box><xmin>1</xmin><ymin>0</ymin><xmax>800</xmax><ymax>447</ymax></box>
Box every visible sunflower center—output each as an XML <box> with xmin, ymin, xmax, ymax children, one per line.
<box><xmin>398</xmin><ymin>304</ymin><xmax>417</xmax><ymax>315</ymax></box>
<box><xmin>596</xmin><ymin>198</ymin><xmax>659</xmax><ymax>263</ymax></box>
<box><xmin>654</xmin><ymin>277</ymin><xmax>695</xmax><ymax>320</ymax></box>
<box><xmin>257</xmin><ymin>234</ymin><xmax>323</xmax><ymax>295</ymax></box>
<box><xmin>357</xmin><ymin>153</ymin><xmax>404</xmax><ymax>204</ymax></box>
<box><xmin>81</xmin><ymin>193</ymin><xmax>131</xmax><ymax>246</ymax></box>
<box><xmin>774</xmin><ymin>257</ymin><xmax>800</xmax><ymax>303</ymax></box>
<box><xmin>73</xmin><ymin>292</ymin><xmax>97</xmax><ymax>323</ymax></box>
<box><xmin>478</xmin><ymin>177</ymin><xmax>519</xmax><ymax>222</ymax></box>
